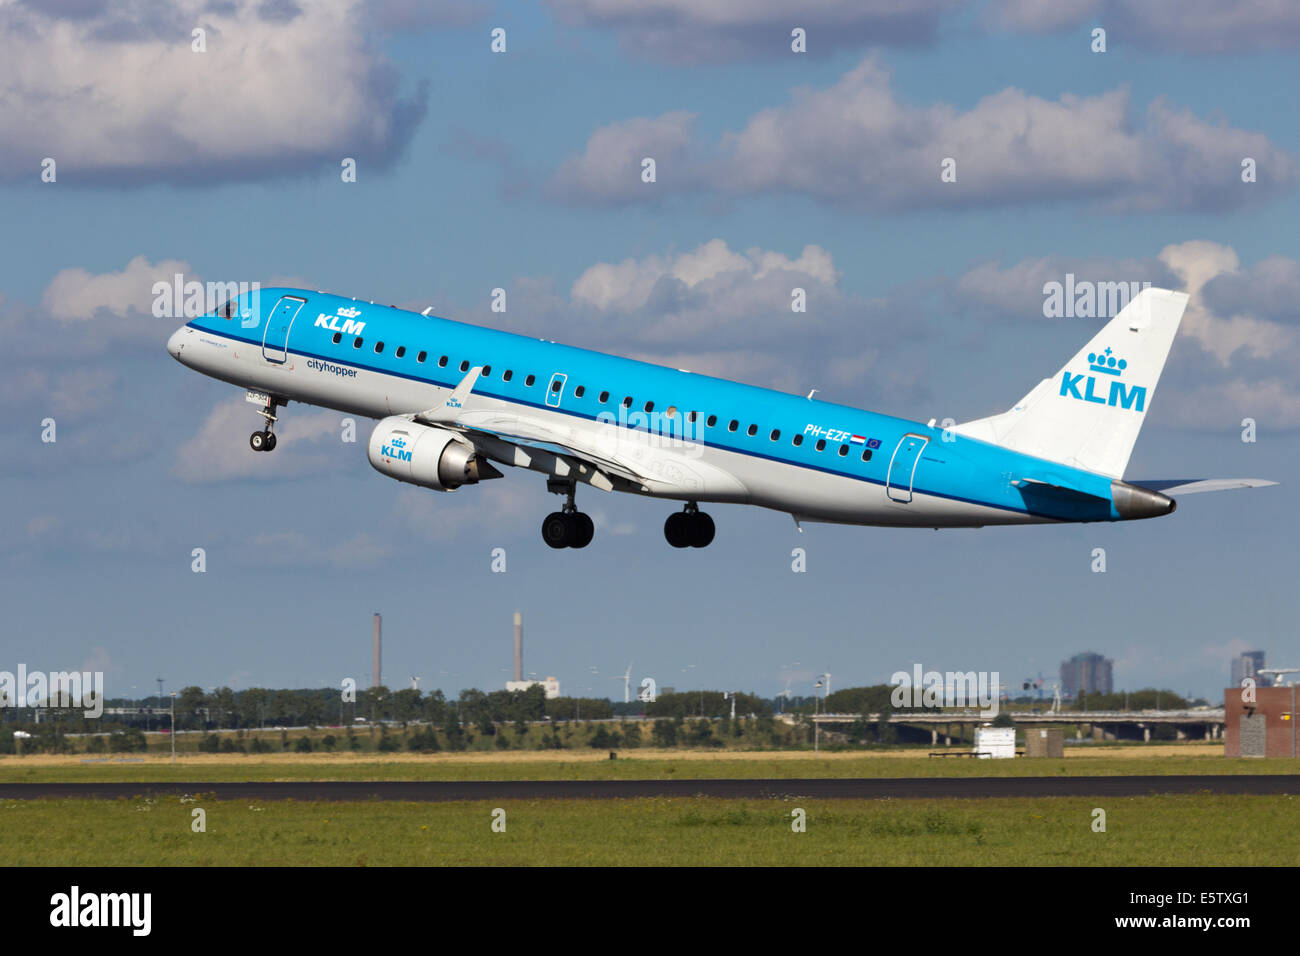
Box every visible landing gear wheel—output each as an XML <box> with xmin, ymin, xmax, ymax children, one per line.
<box><xmin>572</xmin><ymin>513</ymin><xmax>595</xmax><ymax>549</ymax></box>
<box><xmin>542</xmin><ymin>512</ymin><xmax>572</xmax><ymax>549</ymax></box>
<box><xmin>250</xmin><ymin>431</ymin><xmax>268</xmax><ymax>452</ymax></box>
<box><xmin>664</xmin><ymin>512</ymin><xmax>691</xmax><ymax>548</ymax></box>
<box><xmin>263</xmin><ymin>432</ymin><xmax>277</xmax><ymax>452</ymax></box>
<box><xmin>689</xmin><ymin>512</ymin><xmax>715</xmax><ymax>548</ymax></box>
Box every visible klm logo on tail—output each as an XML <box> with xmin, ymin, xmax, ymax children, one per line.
<box><xmin>1060</xmin><ymin>348</ymin><xmax>1146</xmax><ymax>411</ymax></box>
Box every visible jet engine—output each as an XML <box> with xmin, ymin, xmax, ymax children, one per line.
<box><xmin>367</xmin><ymin>417</ymin><xmax>502</xmax><ymax>491</ymax></box>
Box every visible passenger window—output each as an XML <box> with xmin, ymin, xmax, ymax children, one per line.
<box><xmin>332</xmin><ymin>332</ymin><xmax>342</xmax><ymax>344</ymax></box>
<box><xmin>838</xmin><ymin>444</ymin><xmax>848</xmax><ymax>456</ymax></box>
<box><xmin>353</xmin><ymin>337</ymin><xmax>363</xmax><ymax>348</ymax></box>
<box><xmin>599</xmin><ymin>391</ymin><xmax>609</xmax><ymax>403</ymax></box>
<box><xmin>525</xmin><ymin>374</ymin><xmax>536</xmax><ymax>386</ymax></box>
<box><xmin>417</xmin><ymin>351</ymin><xmax>427</xmax><ymax>363</ymax></box>
<box><xmin>644</xmin><ymin>401</ymin><xmax>654</xmax><ymax>412</ymax></box>
<box><xmin>551</xmin><ymin>379</ymin><xmax>563</xmax><ymax>392</ymax></box>
<box><xmin>459</xmin><ymin>360</ymin><xmax>469</xmax><ymax>372</ymax></box>
<box><xmin>706</xmin><ymin>415</ymin><xmax>717</xmax><ymax>427</ymax></box>
<box><xmin>438</xmin><ymin>356</ymin><xmax>448</xmax><ymax>367</ymax></box>
<box><xmin>481</xmin><ymin>365</ymin><xmax>491</xmax><ymax>376</ymax></box>
<box><xmin>770</xmin><ymin>429</ymin><xmax>780</xmax><ymax>441</ymax></box>
<box><xmin>666</xmin><ymin>406</ymin><xmax>677</xmax><ymax>418</ymax></box>
<box><xmin>687</xmin><ymin>411</ymin><xmax>697</xmax><ymax>423</ymax></box>
<box><xmin>861</xmin><ymin>449</ymin><xmax>872</xmax><ymax>462</ymax></box>
<box><xmin>793</xmin><ymin>434</ymin><xmax>804</xmax><ymax>446</ymax></box>
<box><xmin>728</xmin><ymin>420</ymin><xmax>738</xmax><ymax>432</ymax></box>
<box><xmin>503</xmin><ymin>370</ymin><xmax>513</xmax><ymax>381</ymax></box>
<box><xmin>622</xmin><ymin>396</ymin><xmax>633</xmax><ymax>408</ymax></box>
<box><xmin>395</xmin><ymin>346</ymin><xmax>406</xmax><ymax>358</ymax></box>
<box><xmin>815</xmin><ymin>439</ymin><xmax>826</xmax><ymax>451</ymax></box>
<box><xmin>746</xmin><ymin>424</ymin><xmax>757</xmax><ymax>437</ymax></box>
<box><xmin>375</xmin><ymin>342</ymin><xmax>384</xmax><ymax>354</ymax></box>
<box><xmin>575</xmin><ymin>386</ymin><xmax>586</xmax><ymax>398</ymax></box>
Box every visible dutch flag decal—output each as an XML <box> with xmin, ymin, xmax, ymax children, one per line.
<box><xmin>850</xmin><ymin>434</ymin><xmax>866</xmax><ymax>445</ymax></box>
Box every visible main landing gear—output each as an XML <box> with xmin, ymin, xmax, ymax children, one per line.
<box><xmin>542</xmin><ymin>479</ymin><xmax>594</xmax><ymax>549</ymax></box>
<box><xmin>249</xmin><ymin>395</ymin><xmax>281</xmax><ymax>452</ymax></box>
<box><xmin>664</xmin><ymin>502</ymin><xmax>714</xmax><ymax>548</ymax></box>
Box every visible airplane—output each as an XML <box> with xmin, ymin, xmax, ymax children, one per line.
<box><xmin>167</xmin><ymin>286</ymin><xmax>1274</xmax><ymax>549</ymax></box>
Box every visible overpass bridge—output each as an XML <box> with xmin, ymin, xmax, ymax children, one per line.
<box><xmin>804</xmin><ymin>709</ymin><xmax>1225</xmax><ymax>742</ymax></box>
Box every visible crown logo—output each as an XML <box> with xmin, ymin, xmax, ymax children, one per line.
<box><xmin>391</xmin><ymin>437</ymin><xmax>406</xmax><ymax>448</ymax></box>
<box><xmin>1088</xmin><ymin>347</ymin><xmax>1127</xmax><ymax>376</ymax></box>
<box><xmin>337</xmin><ymin>306</ymin><xmax>361</xmax><ymax>318</ymax></box>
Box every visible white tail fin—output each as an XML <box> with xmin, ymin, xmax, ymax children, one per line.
<box><xmin>953</xmin><ymin>288</ymin><xmax>1188</xmax><ymax>478</ymax></box>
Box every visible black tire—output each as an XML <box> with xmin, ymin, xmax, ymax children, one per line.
<box><xmin>689</xmin><ymin>512</ymin><xmax>715</xmax><ymax>548</ymax></box>
<box><xmin>249</xmin><ymin>431</ymin><xmax>266</xmax><ymax>452</ymax></box>
<box><xmin>572</xmin><ymin>513</ymin><xmax>595</xmax><ymax>549</ymax></box>
<box><xmin>542</xmin><ymin>512</ymin><xmax>571</xmax><ymax>549</ymax></box>
<box><xmin>263</xmin><ymin>432</ymin><xmax>277</xmax><ymax>451</ymax></box>
<box><xmin>664</xmin><ymin>512</ymin><xmax>691</xmax><ymax>548</ymax></box>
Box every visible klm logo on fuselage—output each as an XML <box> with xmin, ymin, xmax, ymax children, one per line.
<box><xmin>381</xmin><ymin>435</ymin><xmax>412</xmax><ymax>462</ymax></box>
<box><xmin>314</xmin><ymin>306</ymin><xmax>366</xmax><ymax>336</ymax></box>
<box><xmin>1060</xmin><ymin>347</ymin><xmax>1146</xmax><ymax>412</ymax></box>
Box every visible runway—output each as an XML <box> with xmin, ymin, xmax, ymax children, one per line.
<box><xmin>2</xmin><ymin>775</ymin><xmax>1298</xmax><ymax>802</ymax></box>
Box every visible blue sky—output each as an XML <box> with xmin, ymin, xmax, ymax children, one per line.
<box><xmin>1</xmin><ymin>0</ymin><xmax>1297</xmax><ymax>702</ymax></box>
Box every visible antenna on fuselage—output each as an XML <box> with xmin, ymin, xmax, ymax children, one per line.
<box><xmin>806</xmin><ymin>389</ymin><xmax>818</xmax><ymax>400</ymax></box>
<box><xmin>421</xmin><ymin>307</ymin><xmax>433</xmax><ymax>316</ymax></box>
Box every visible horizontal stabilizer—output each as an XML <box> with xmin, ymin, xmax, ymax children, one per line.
<box><xmin>1129</xmin><ymin>478</ymin><xmax>1278</xmax><ymax>495</ymax></box>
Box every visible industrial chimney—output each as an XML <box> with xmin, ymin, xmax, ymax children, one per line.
<box><xmin>514</xmin><ymin>611</ymin><xmax>523</xmax><ymax>682</ymax></box>
<box><xmin>372</xmin><ymin>613</ymin><xmax>382</xmax><ymax>689</ymax></box>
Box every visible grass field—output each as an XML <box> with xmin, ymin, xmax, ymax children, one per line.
<box><xmin>0</xmin><ymin>743</ymin><xmax>1295</xmax><ymax>783</ymax></box>
<box><xmin>1</xmin><ymin>792</ymin><xmax>1294</xmax><ymax>865</ymax></box>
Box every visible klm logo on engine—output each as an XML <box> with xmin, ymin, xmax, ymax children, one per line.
<box><xmin>381</xmin><ymin>435</ymin><xmax>412</xmax><ymax>462</ymax></box>
<box><xmin>314</xmin><ymin>306</ymin><xmax>366</xmax><ymax>336</ymax></box>
<box><xmin>1059</xmin><ymin>347</ymin><xmax>1146</xmax><ymax>412</ymax></box>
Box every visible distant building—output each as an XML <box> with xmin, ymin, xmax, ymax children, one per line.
<box><xmin>1060</xmin><ymin>652</ymin><xmax>1113</xmax><ymax>698</ymax></box>
<box><xmin>1230</xmin><ymin>651</ymin><xmax>1270</xmax><ymax>688</ymax></box>
<box><xmin>505</xmin><ymin>677</ymin><xmax>561</xmax><ymax>699</ymax></box>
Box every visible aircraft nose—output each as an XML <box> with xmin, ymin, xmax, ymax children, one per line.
<box><xmin>166</xmin><ymin>326</ymin><xmax>186</xmax><ymax>361</ymax></box>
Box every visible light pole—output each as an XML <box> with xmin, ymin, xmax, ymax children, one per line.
<box><xmin>814</xmin><ymin>680</ymin><xmax>824</xmax><ymax>755</ymax></box>
<box><xmin>169</xmin><ymin>692</ymin><xmax>176</xmax><ymax>764</ymax></box>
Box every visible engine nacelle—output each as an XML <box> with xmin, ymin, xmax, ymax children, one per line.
<box><xmin>368</xmin><ymin>417</ymin><xmax>501</xmax><ymax>491</ymax></box>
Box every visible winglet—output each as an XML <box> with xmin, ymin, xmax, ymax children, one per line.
<box><xmin>416</xmin><ymin>366</ymin><xmax>481</xmax><ymax>425</ymax></box>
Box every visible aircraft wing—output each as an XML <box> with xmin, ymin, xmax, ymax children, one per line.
<box><xmin>411</xmin><ymin>367</ymin><xmax>747</xmax><ymax>497</ymax></box>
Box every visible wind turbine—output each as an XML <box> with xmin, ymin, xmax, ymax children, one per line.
<box><xmin>410</xmin><ymin>676</ymin><xmax>421</xmax><ymax>691</ymax></box>
<box><xmin>610</xmin><ymin>663</ymin><xmax>633</xmax><ymax>703</ymax></box>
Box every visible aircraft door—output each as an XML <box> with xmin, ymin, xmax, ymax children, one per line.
<box><xmin>886</xmin><ymin>433</ymin><xmax>929</xmax><ymax>503</ymax></box>
<box><xmin>262</xmin><ymin>295</ymin><xmax>306</xmax><ymax>363</ymax></box>
<box><xmin>546</xmin><ymin>372</ymin><xmax>567</xmax><ymax>407</ymax></box>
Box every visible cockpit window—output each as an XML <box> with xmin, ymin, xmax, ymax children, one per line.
<box><xmin>214</xmin><ymin>299</ymin><xmax>239</xmax><ymax>320</ymax></box>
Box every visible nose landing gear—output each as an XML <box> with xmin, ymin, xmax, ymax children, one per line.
<box><xmin>664</xmin><ymin>502</ymin><xmax>715</xmax><ymax>548</ymax></box>
<box><xmin>249</xmin><ymin>395</ymin><xmax>282</xmax><ymax>452</ymax></box>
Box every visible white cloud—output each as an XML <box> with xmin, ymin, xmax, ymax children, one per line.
<box><xmin>549</xmin><ymin>58</ymin><xmax>1297</xmax><ymax>212</ymax></box>
<box><xmin>991</xmin><ymin>0</ymin><xmax>1300</xmax><ymax>52</ymax></box>
<box><xmin>1158</xmin><ymin>240</ymin><xmax>1299</xmax><ymax>365</ymax></box>
<box><xmin>0</xmin><ymin>0</ymin><xmax>426</xmax><ymax>183</ymax></box>
<box><xmin>171</xmin><ymin>398</ymin><xmax>352</xmax><ymax>482</ymax></box>
<box><xmin>548</xmin><ymin>111</ymin><xmax>698</xmax><ymax>204</ymax></box>
<box><xmin>42</xmin><ymin>255</ymin><xmax>192</xmax><ymax>320</ymax></box>
<box><xmin>545</xmin><ymin>0</ymin><xmax>962</xmax><ymax>62</ymax></box>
